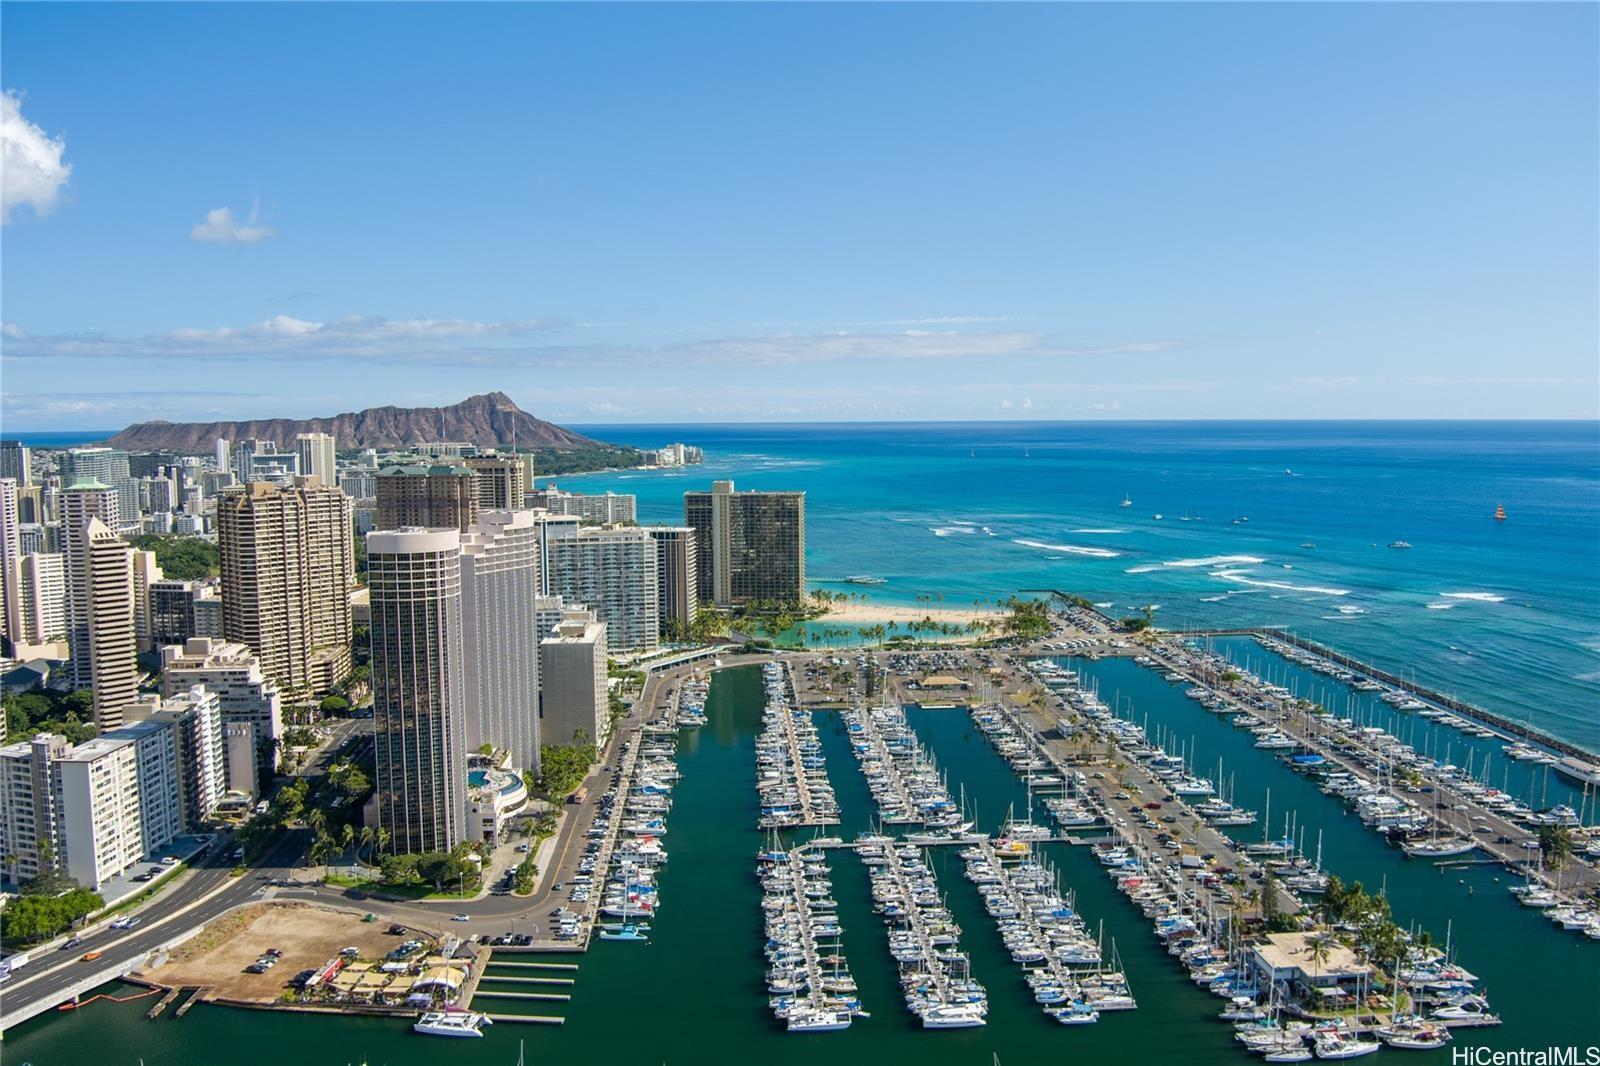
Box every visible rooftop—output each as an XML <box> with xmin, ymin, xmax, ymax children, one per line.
<box><xmin>1254</xmin><ymin>932</ymin><xmax>1371</xmax><ymax>978</ymax></box>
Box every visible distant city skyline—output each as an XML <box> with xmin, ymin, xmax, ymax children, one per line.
<box><xmin>2</xmin><ymin>2</ymin><xmax>1595</xmax><ymax>428</ymax></box>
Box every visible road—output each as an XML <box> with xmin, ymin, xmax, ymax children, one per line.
<box><xmin>0</xmin><ymin>830</ymin><xmax>307</xmax><ymax>1028</ymax></box>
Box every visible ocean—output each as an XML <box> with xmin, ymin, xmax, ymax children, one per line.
<box><xmin>13</xmin><ymin>420</ymin><xmax>1599</xmax><ymax>750</ymax></box>
<box><xmin>556</xmin><ymin>421</ymin><xmax>1600</xmax><ymax>753</ymax></box>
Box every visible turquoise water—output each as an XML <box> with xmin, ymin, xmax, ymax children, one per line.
<box><xmin>10</xmin><ymin>664</ymin><xmax>1598</xmax><ymax>1064</ymax></box>
<box><xmin>561</xmin><ymin>421</ymin><xmax>1600</xmax><ymax>752</ymax></box>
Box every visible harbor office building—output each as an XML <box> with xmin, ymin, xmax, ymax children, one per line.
<box><xmin>1249</xmin><ymin>932</ymin><xmax>1374</xmax><ymax>1009</ymax></box>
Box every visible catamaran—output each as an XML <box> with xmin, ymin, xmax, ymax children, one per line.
<box><xmin>413</xmin><ymin>1011</ymin><xmax>492</xmax><ymax>1038</ymax></box>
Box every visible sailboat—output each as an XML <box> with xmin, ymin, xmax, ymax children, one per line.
<box><xmin>1120</xmin><ymin>493</ymin><xmax>1132</xmax><ymax>508</ymax></box>
<box><xmin>1493</xmin><ymin>503</ymin><xmax>1506</xmax><ymax>521</ymax></box>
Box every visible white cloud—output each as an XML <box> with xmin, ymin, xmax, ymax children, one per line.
<box><xmin>0</xmin><ymin>313</ymin><xmax>569</xmax><ymax>362</ymax></box>
<box><xmin>0</xmin><ymin>311</ymin><xmax>1174</xmax><ymax>371</ymax></box>
<box><xmin>1</xmin><ymin>91</ymin><xmax>72</xmax><ymax>223</ymax></box>
<box><xmin>0</xmin><ymin>322</ymin><xmax>25</xmax><ymax>339</ymax></box>
<box><xmin>190</xmin><ymin>200</ymin><xmax>274</xmax><ymax>244</ymax></box>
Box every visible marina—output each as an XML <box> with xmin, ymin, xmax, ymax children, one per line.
<box><xmin>7</xmin><ymin>654</ymin><xmax>1596</xmax><ymax>1064</ymax></box>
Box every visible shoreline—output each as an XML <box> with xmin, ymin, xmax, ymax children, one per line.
<box><xmin>812</xmin><ymin>602</ymin><xmax>1003</xmax><ymax>628</ymax></box>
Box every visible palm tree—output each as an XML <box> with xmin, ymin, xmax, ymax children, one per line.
<box><xmin>340</xmin><ymin>823</ymin><xmax>356</xmax><ymax>864</ymax></box>
<box><xmin>359</xmin><ymin>826</ymin><xmax>375</xmax><ymax>865</ymax></box>
<box><xmin>1306</xmin><ymin>932</ymin><xmax>1334</xmax><ymax>978</ymax></box>
<box><xmin>307</xmin><ymin>808</ymin><xmax>326</xmax><ymax>836</ymax></box>
<box><xmin>375</xmin><ymin>827</ymin><xmax>391</xmax><ymax>858</ymax></box>
<box><xmin>309</xmin><ymin>836</ymin><xmax>332</xmax><ymax>880</ymax></box>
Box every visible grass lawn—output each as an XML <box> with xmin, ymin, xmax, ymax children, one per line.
<box><xmin>321</xmin><ymin>872</ymin><xmax>479</xmax><ymax>901</ymax></box>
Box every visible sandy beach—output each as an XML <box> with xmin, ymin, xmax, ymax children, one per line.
<box><xmin>816</xmin><ymin>601</ymin><xmax>1004</xmax><ymax>627</ymax></box>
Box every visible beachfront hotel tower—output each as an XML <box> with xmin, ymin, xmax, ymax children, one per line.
<box><xmin>368</xmin><ymin>528</ymin><xmax>468</xmax><ymax>855</ymax></box>
<box><xmin>684</xmin><ymin>480</ymin><xmax>806</xmax><ymax>608</ymax></box>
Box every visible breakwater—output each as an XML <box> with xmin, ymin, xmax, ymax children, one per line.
<box><xmin>1185</xmin><ymin>627</ymin><xmax>1598</xmax><ymax>761</ymax></box>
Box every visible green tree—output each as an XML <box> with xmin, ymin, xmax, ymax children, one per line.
<box><xmin>128</xmin><ymin>534</ymin><xmax>220</xmax><ymax>579</ymax></box>
<box><xmin>1539</xmin><ymin>825</ymin><xmax>1574</xmax><ymax>868</ymax></box>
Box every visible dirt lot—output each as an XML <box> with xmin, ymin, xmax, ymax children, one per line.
<box><xmin>136</xmin><ymin>902</ymin><xmax>425</xmax><ymax>1003</ymax></box>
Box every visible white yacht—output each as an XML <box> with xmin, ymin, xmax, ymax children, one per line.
<box><xmin>413</xmin><ymin>1010</ymin><xmax>492</xmax><ymax>1037</ymax></box>
<box><xmin>786</xmin><ymin>1006</ymin><xmax>853</xmax><ymax>1032</ymax></box>
<box><xmin>1402</xmin><ymin>837</ymin><xmax>1477</xmax><ymax>859</ymax></box>
<box><xmin>921</xmin><ymin>1003</ymin><xmax>987</xmax><ymax>1029</ymax></box>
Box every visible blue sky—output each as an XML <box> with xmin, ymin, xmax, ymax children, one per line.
<box><xmin>1</xmin><ymin>2</ymin><xmax>1595</xmax><ymax>428</ymax></box>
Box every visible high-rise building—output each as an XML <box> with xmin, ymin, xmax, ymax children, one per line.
<box><xmin>0</xmin><ymin>478</ymin><xmax>20</xmax><ymax>650</ymax></box>
<box><xmin>684</xmin><ymin>479</ymin><xmax>806</xmax><ymax>608</ymax></box>
<box><xmin>202</xmin><ymin>469</ymin><xmax>236</xmax><ymax>498</ymax></box>
<box><xmin>214</xmin><ymin>438</ymin><xmax>231</xmax><ymax>475</ymax></box>
<box><xmin>83</xmin><ymin>518</ymin><xmax>140</xmax><ymax>728</ymax></box>
<box><xmin>0</xmin><ymin>733</ymin><xmax>68</xmax><ymax>883</ymax></box>
<box><xmin>294</xmin><ymin>432</ymin><xmax>338</xmax><ymax>484</ymax></box>
<box><xmin>61</xmin><ymin>478</ymin><xmax>120</xmax><ymax>687</ymax></box>
<box><xmin>338</xmin><ymin>469</ymin><xmax>378</xmax><ymax>501</ymax></box>
<box><xmin>138</xmin><ymin>474</ymin><xmax>176</xmax><ymax>515</ymax></box>
<box><xmin>131</xmin><ymin>549</ymin><xmax>163</xmax><ymax>652</ymax></box>
<box><xmin>55</xmin><ymin>718</ymin><xmax>183</xmax><ymax>889</ymax></box>
<box><xmin>528</xmin><ymin>486</ymin><xmax>638</xmax><ymax>524</ymax></box>
<box><xmin>1</xmin><ymin>718</ymin><xmax>188</xmax><ymax>890</ymax></box>
<box><xmin>17</xmin><ymin>521</ymin><xmax>51</xmax><ymax>556</ymax></box>
<box><xmin>149</xmin><ymin>578</ymin><xmax>206</xmax><ymax>647</ymax></box>
<box><xmin>63</xmin><ymin>447</ymin><xmax>138</xmax><ymax>528</ymax></box>
<box><xmin>460</xmin><ymin>511</ymin><xmax>542</xmax><ymax>773</ymax></box>
<box><xmin>126</xmin><ymin>686</ymin><xmax>226</xmax><ymax>830</ymax></box>
<box><xmin>217</xmin><ymin>478</ymin><xmax>354</xmax><ymax>698</ymax></box>
<box><xmin>161</xmin><ymin>637</ymin><xmax>282</xmax><ymax>798</ymax></box>
<box><xmin>15</xmin><ymin>486</ymin><xmax>44</xmax><ymax>526</ymax></box>
<box><xmin>368</xmin><ymin>528</ymin><xmax>467</xmax><ymax>854</ymax></box>
<box><xmin>543</xmin><ymin>524</ymin><xmax>659</xmax><ymax>653</ymax></box>
<box><xmin>0</xmin><ymin>440</ymin><xmax>32</xmax><ymax>486</ymax></box>
<box><xmin>463</xmin><ymin>455</ymin><xmax>526</xmax><ymax>512</ymax></box>
<box><xmin>11</xmin><ymin>552</ymin><xmax>67</xmax><ymax>652</ymax></box>
<box><xmin>375</xmin><ymin>465</ymin><xmax>477</xmax><ymax>532</ymax></box>
<box><xmin>646</xmin><ymin>526</ymin><xmax>699</xmax><ymax>639</ymax></box>
<box><xmin>535</xmin><ymin>594</ymin><xmax>569</xmax><ymax>638</ymax></box>
<box><xmin>244</xmin><ymin>451</ymin><xmax>301</xmax><ymax>486</ymax></box>
<box><xmin>531</xmin><ymin>513</ymin><xmax>581</xmax><ymax>595</ymax></box>
<box><xmin>540</xmin><ymin>608</ymin><xmax>609</xmax><ymax>747</ymax></box>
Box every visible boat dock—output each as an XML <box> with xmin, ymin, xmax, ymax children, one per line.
<box><xmin>1148</xmin><ymin>639</ymin><xmax>1600</xmax><ymax>908</ymax></box>
<box><xmin>840</xmin><ymin>701</ymin><xmax>959</xmax><ymax>827</ymax></box>
<box><xmin>756</xmin><ymin>661</ymin><xmax>840</xmax><ymax>828</ymax></box>
<box><xmin>578</xmin><ymin>727</ymin><xmax>646</xmax><ymax>945</ymax></box>
<box><xmin>1189</xmin><ymin>628</ymin><xmax>1598</xmax><ymax>763</ymax></box>
<box><xmin>482</xmin><ymin>1013</ymin><xmax>565</xmax><ymax>1025</ymax></box>
<box><xmin>146</xmin><ymin>987</ymin><xmax>181</xmax><ymax>1020</ymax></box>
<box><xmin>760</xmin><ymin>841</ymin><xmax>858</xmax><ymax>1030</ymax></box>
<box><xmin>965</xmin><ymin>837</ymin><xmax>1133</xmax><ymax>1018</ymax></box>
<box><xmin>173</xmin><ymin>987</ymin><xmax>210</xmax><ymax>1018</ymax></box>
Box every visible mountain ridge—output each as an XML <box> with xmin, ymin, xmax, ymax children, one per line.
<box><xmin>104</xmin><ymin>392</ymin><xmax>610</xmax><ymax>452</ymax></box>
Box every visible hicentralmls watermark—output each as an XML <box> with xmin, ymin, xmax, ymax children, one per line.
<box><xmin>1452</xmin><ymin>1049</ymin><xmax>1600</xmax><ymax>1066</ymax></box>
